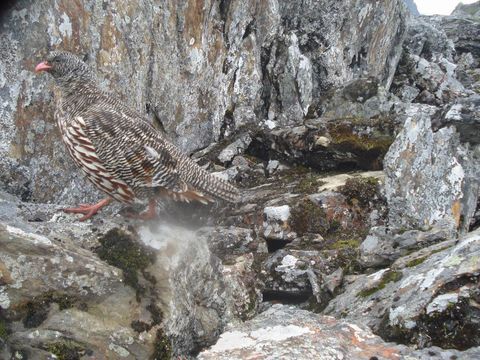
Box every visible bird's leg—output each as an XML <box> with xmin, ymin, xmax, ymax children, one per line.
<box><xmin>63</xmin><ymin>198</ymin><xmax>112</xmax><ymax>221</ymax></box>
<box><xmin>124</xmin><ymin>199</ymin><xmax>157</xmax><ymax>220</ymax></box>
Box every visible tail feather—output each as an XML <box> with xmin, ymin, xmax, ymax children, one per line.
<box><xmin>179</xmin><ymin>158</ymin><xmax>240</xmax><ymax>203</ymax></box>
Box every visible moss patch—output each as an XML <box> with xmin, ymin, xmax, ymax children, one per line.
<box><xmin>406</xmin><ymin>256</ymin><xmax>428</xmax><ymax>268</ymax></box>
<box><xmin>96</xmin><ymin>228</ymin><xmax>155</xmax><ymax>300</ymax></box>
<box><xmin>0</xmin><ymin>318</ymin><xmax>7</xmax><ymax>340</ymax></box>
<box><xmin>151</xmin><ymin>329</ymin><xmax>172</xmax><ymax>360</ymax></box>
<box><xmin>339</xmin><ymin>177</ymin><xmax>379</xmax><ymax>207</ymax></box>
<box><xmin>358</xmin><ymin>270</ymin><xmax>403</xmax><ymax>297</ymax></box>
<box><xmin>19</xmin><ymin>291</ymin><xmax>78</xmax><ymax>328</ymax></box>
<box><xmin>290</xmin><ymin>199</ymin><xmax>329</xmax><ymax>236</ymax></box>
<box><xmin>327</xmin><ymin>238</ymin><xmax>362</xmax><ymax>250</ymax></box>
<box><xmin>329</xmin><ymin>123</ymin><xmax>393</xmax><ymax>155</ymax></box>
<box><xmin>45</xmin><ymin>340</ymin><xmax>85</xmax><ymax>360</ymax></box>
<box><xmin>293</xmin><ymin>174</ymin><xmax>323</xmax><ymax>194</ymax></box>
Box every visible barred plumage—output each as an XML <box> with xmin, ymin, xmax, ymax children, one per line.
<box><xmin>36</xmin><ymin>51</ymin><xmax>239</xmax><ymax>220</ymax></box>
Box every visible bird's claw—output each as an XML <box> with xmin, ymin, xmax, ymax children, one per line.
<box><xmin>62</xmin><ymin>198</ymin><xmax>111</xmax><ymax>221</ymax></box>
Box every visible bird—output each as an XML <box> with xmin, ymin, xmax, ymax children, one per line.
<box><xmin>35</xmin><ymin>50</ymin><xmax>239</xmax><ymax>221</ymax></box>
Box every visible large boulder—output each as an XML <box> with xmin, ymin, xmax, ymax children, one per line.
<box><xmin>383</xmin><ymin>104</ymin><xmax>479</xmax><ymax>234</ymax></box>
<box><xmin>198</xmin><ymin>304</ymin><xmax>480</xmax><ymax>359</ymax></box>
<box><xmin>326</xmin><ymin>228</ymin><xmax>480</xmax><ymax>350</ymax></box>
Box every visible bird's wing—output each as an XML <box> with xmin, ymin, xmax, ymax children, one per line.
<box><xmin>77</xmin><ymin>102</ymin><xmax>186</xmax><ymax>193</ymax></box>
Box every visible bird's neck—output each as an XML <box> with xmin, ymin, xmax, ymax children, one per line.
<box><xmin>55</xmin><ymin>76</ymin><xmax>99</xmax><ymax>97</ymax></box>
<box><xmin>55</xmin><ymin>77</ymin><xmax>100</xmax><ymax>116</ymax></box>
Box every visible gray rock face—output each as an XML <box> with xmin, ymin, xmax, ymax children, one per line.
<box><xmin>452</xmin><ymin>1</ymin><xmax>480</xmax><ymax>17</ymax></box>
<box><xmin>437</xmin><ymin>95</ymin><xmax>480</xmax><ymax>144</ymax></box>
<box><xmin>326</xmin><ymin>228</ymin><xmax>480</xmax><ymax>350</ymax></box>
<box><xmin>0</xmin><ymin>0</ymin><xmax>407</xmax><ymax>204</ymax></box>
<box><xmin>403</xmin><ymin>0</ymin><xmax>420</xmax><ymax>16</ymax></box>
<box><xmin>383</xmin><ymin>104</ymin><xmax>479</xmax><ymax>234</ymax></box>
<box><xmin>198</xmin><ymin>304</ymin><xmax>480</xmax><ymax>359</ymax></box>
<box><xmin>430</xmin><ymin>14</ymin><xmax>480</xmax><ymax>60</ymax></box>
<box><xmin>359</xmin><ymin>223</ymin><xmax>454</xmax><ymax>268</ymax></box>
<box><xmin>392</xmin><ymin>14</ymin><xmax>478</xmax><ymax>106</ymax></box>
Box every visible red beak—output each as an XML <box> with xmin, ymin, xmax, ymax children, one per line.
<box><xmin>35</xmin><ymin>61</ymin><xmax>52</xmax><ymax>73</ymax></box>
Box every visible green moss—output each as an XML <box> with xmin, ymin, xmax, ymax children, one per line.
<box><xmin>46</xmin><ymin>340</ymin><xmax>84</xmax><ymax>360</ymax></box>
<box><xmin>339</xmin><ymin>177</ymin><xmax>379</xmax><ymax>207</ymax></box>
<box><xmin>405</xmin><ymin>245</ymin><xmax>454</xmax><ymax>268</ymax></box>
<box><xmin>358</xmin><ymin>270</ymin><xmax>403</xmax><ymax>297</ymax></box>
<box><xmin>96</xmin><ymin>229</ymin><xmax>155</xmax><ymax>300</ymax></box>
<box><xmin>20</xmin><ymin>291</ymin><xmax>78</xmax><ymax>328</ymax></box>
<box><xmin>294</xmin><ymin>174</ymin><xmax>321</xmax><ymax>194</ymax></box>
<box><xmin>280</xmin><ymin>166</ymin><xmax>310</xmax><ymax>182</ymax></box>
<box><xmin>329</xmin><ymin>123</ymin><xmax>394</xmax><ymax>155</ymax></box>
<box><xmin>290</xmin><ymin>199</ymin><xmax>329</xmax><ymax>236</ymax></box>
<box><xmin>151</xmin><ymin>329</ymin><xmax>172</xmax><ymax>360</ymax></box>
<box><xmin>327</xmin><ymin>238</ymin><xmax>361</xmax><ymax>250</ymax></box>
<box><xmin>0</xmin><ymin>318</ymin><xmax>7</xmax><ymax>340</ymax></box>
<box><xmin>406</xmin><ymin>256</ymin><xmax>428</xmax><ymax>268</ymax></box>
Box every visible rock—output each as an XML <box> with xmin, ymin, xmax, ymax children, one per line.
<box><xmin>437</xmin><ymin>95</ymin><xmax>480</xmax><ymax>145</ymax></box>
<box><xmin>0</xmin><ymin>0</ymin><xmax>408</xmax><ymax>204</ymax></box>
<box><xmin>325</xmin><ymin>228</ymin><xmax>480</xmax><ymax>350</ymax></box>
<box><xmin>392</xmin><ymin>15</ymin><xmax>475</xmax><ymax>106</ymax></box>
<box><xmin>198</xmin><ymin>304</ymin><xmax>480</xmax><ymax>359</ymax></box>
<box><xmin>452</xmin><ymin>2</ymin><xmax>480</xmax><ymax>17</ymax></box>
<box><xmin>252</xmin><ymin>117</ymin><xmax>396</xmax><ymax>171</ymax></box>
<box><xmin>217</xmin><ymin>133</ymin><xmax>252</xmax><ymax>164</ymax></box>
<box><xmin>430</xmin><ymin>14</ymin><xmax>480</xmax><ymax>61</ymax></box>
<box><xmin>403</xmin><ymin>0</ymin><xmax>420</xmax><ymax>16</ymax></box>
<box><xmin>318</xmin><ymin>78</ymin><xmax>400</xmax><ymax>120</ymax></box>
<box><xmin>359</xmin><ymin>223</ymin><xmax>454</xmax><ymax>268</ymax></box>
<box><xmin>402</xmin><ymin>16</ymin><xmax>455</xmax><ymax>61</ymax></box>
<box><xmin>0</xmin><ymin>194</ymin><xmax>260</xmax><ymax>357</ymax></box>
<box><xmin>383</xmin><ymin>104</ymin><xmax>480</xmax><ymax>234</ymax></box>
<box><xmin>315</xmin><ymin>171</ymin><xmax>384</xmax><ymax>192</ymax></box>
<box><xmin>262</xmin><ymin>205</ymin><xmax>295</xmax><ymax>241</ymax></box>
<box><xmin>261</xmin><ymin>249</ymin><xmax>349</xmax><ymax>310</ymax></box>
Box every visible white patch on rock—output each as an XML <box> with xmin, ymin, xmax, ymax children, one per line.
<box><xmin>358</xmin><ymin>4</ymin><xmax>373</xmax><ymax>24</ymax></box>
<box><xmin>276</xmin><ymin>255</ymin><xmax>298</xmax><ymax>271</ymax></box>
<box><xmin>447</xmin><ymin>158</ymin><xmax>464</xmax><ymax>189</ymax></box>
<box><xmin>6</xmin><ymin>225</ymin><xmax>52</xmax><ymax>246</ymax></box>
<box><xmin>368</xmin><ymin>268</ymin><xmax>389</xmax><ymax>282</ymax></box>
<box><xmin>249</xmin><ymin>324</ymin><xmax>311</xmax><ymax>341</ymax></box>
<box><xmin>208</xmin><ymin>330</ymin><xmax>256</xmax><ymax>352</ymax></box>
<box><xmin>208</xmin><ymin>325</ymin><xmax>311</xmax><ymax>353</ymax></box>
<box><xmin>445</xmin><ymin>104</ymin><xmax>463</xmax><ymax>121</ymax></box>
<box><xmin>59</xmin><ymin>13</ymin><xmax>73</xmax><ymax>38</ymax></box>
<box><xmin>420</xmin><ymin>266</ymin><xmax>444</xmax><ymax>290</ymax></box>
<box><xmin>388</xmin><ymin>305</ymin><xmax>417</xmax><ymax>329</ymax></box>
<box><xmin>264</xmin><ymin>205</ymin><xmax>290</xmax><ymax>222</ymax></box>
<box><xmin>0</xmin><ymin>288</ymin><xmax>11</xmax><ymax>308</ymax></box>
<box><xmin>264</xmin><ymin>119</ymin><xmax>277</xmax><ymax>129</ymax></box>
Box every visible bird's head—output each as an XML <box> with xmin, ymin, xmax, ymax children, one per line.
<box><xmin>35</xmin><ymin>51</ymin><xmax>93</xmax><ymax>83</ymax></box>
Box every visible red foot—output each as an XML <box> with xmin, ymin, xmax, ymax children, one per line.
<box><xmin>63</xmin><ymin>198</ymin><xmax>112</xmax><ymax>221</ymax></box>
<box><xmin>124</xmin><ymin>199</ymin><xmax>157</xmax><ymax>220</ymax></box>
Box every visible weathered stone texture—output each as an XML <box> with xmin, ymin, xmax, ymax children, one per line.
<box><xmin>0</xmin><ymin>0</ymin><xmax>408</xmax><ymax>204</ymax></box>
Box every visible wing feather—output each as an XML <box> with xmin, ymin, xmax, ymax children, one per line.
<box><xmin>79</xmin><ymin>102</ymin><xmax>186</xmax><ymax>193</ymax></box>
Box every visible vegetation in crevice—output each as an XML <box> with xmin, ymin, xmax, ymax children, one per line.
<box><xmin>45</xmin><ymin>340</ymin><xmax>86</xmax><ymax>360</ymax></box>
<box><xmin>358</xmin><ymin>270</ymin><xmax>403</xmax><ymax>298</ymax></box>
<box><xmin>96</xmin><ymin>228</ymin><xmax>156</xmax><ymax>301</ymax></box>
<box><xmin>18</xmin><ymin>291</ymin><xmax>79</xmax><ymax>328</ymax></box>
<box><xmin>151</xmin><ymin>329</ymin><xmax>173</xmax><ymax>360</ymax></box>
